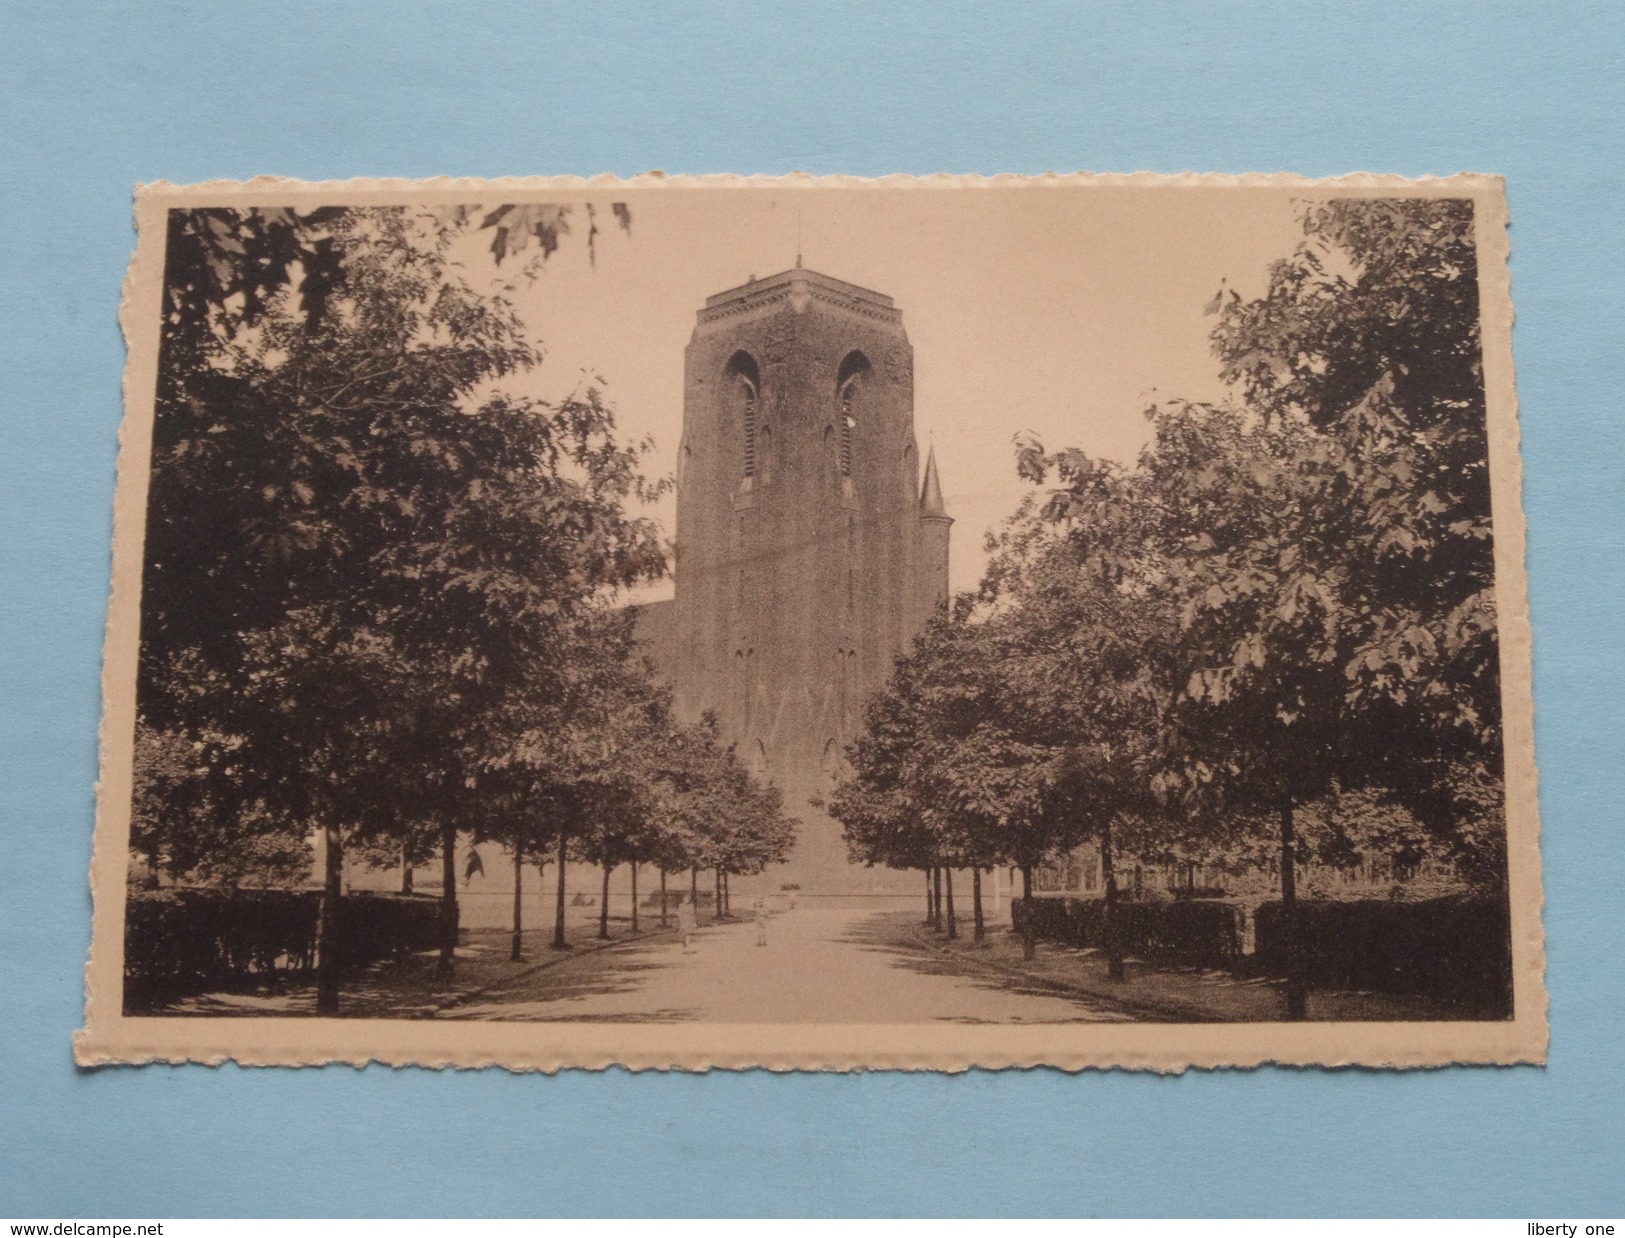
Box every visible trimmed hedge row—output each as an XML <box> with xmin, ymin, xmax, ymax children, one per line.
<box><xmin>124</xmin><ymin>888</ymin><xmax>442</xmax><ymax>1012</ymax></box>
<box><xmin>1011</xmin><ymin>893</ymin><xmax>1513</xmax><ymax>1012</ymax></box>
<box><xmin>640</xmin><ymin>888</ymin><xmax>716</xmax><ymax>909</ymax></box>
<box><xmin>1011</xmin><ymin>895</ymin><xmax>1240</xmax><ymax>970</ymax></box>
<box><xmin>1255</xmin><ymin>895</ymin><xmax>1511</xmax><ymax>1013</ymax></box>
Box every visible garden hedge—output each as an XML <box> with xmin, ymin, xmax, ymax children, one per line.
<box><xmin>1254</xmin><ymin>894</ymin><xmax>1512</xmax><ymax>1014</ymax></box>
<box><xmin>1011</xmin><ymin>892</ymin><xmax>1512</xmax><ymax>1013</ymax></box>
<box><xmin>1011</xmin><ymin>895</ymin><xmax>1240</xmax><ymax>970</ymax></box>
<box><xmin>124</xmin><ymin>887</ymin><xmax>442</xmax><ymax>1012</ymax></box>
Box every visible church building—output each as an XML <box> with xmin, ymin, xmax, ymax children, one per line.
<box><xmin>637</xmin><ymin>267</ymin><xmax>951</xmax><ymax>895</ymax></box>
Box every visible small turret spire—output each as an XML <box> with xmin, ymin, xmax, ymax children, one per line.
<box><xmin>919</xmin><ymin>446</ymin><xmax>949</xmax><ymax>520</ymax></box>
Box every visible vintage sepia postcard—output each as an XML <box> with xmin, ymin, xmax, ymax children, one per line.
<box><xmin>78</xmin><ymin>172</ymin><xmax>1545</xmax><ymax>1070</ymax></box>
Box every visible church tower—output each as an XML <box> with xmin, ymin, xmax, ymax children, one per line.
<box><xmin>648</xmin><ymin>267</ymin><xmax>951</xmax><ymax>894</ymax></box>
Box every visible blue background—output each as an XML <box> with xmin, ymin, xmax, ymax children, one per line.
<box><xmin>2</xmin><ymin>0</ymin><xmax>1620</xmax><ymax>1217</ymax></box>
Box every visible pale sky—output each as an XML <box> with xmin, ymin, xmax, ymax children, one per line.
<box><xmin>465</xmin><ymin>183</ymin><xmax>1307</xmax><ymax>600</ymax></box>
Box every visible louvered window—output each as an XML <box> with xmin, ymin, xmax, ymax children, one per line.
<box><xmin>742</xmin><ymin>379</ymin><xmax>758</xmax><ymax>478</ymax></box>
<box><xmin>838</xmin><ymin>381</ymin><xmax>855</xmax><ymax>477</ymax></box>
<box><xmin>724</xmin><ymin>351</ymin><xmax>762</xmax><ymax>482</ymax></box>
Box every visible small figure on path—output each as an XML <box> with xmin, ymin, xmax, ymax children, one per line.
<box><xmin>754</xmin><ymin>897</ymin><xmax>769</xmax><ymax>947</ymax></box>
<box><xmin>677</xmin><ymin>897</ymin><xmax>697</xmax><ymax>953</ymax></box>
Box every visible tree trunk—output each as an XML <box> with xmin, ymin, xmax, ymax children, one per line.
<box><xmin>972</xmin><ymin>867</ymin><xmax>985</xmax><ymax>942</ymax></box>
<box><xmin>534</xmin><ymin>857</ymin><xmax>547</xmax><ymax>933</ymax></box>
<box><xmin>630</xmin><ymin>862</ymin><xmax>640</xmax><ymax>933</ymax></box>
<box><xmin>599</xmin><ymin>863</ymin><xmax>612</xmax><ymax>939</ymax></box>
<box><xmin>714</xmin><ymin>867</ymin><xmax>725</xmax><ymax>922</ymax></box>
<box><xmin>315</xmin><ymin>823</ymin><xmax>344</xmax><ymax>1014</ymax></box>
<box><xmin>723</xmin><ymin>871</ymin><xmax>731</xmax><ymax>917</ymax></box>
<box><xmin>142</xmin><ymin>837</ymin><xmax>162</xmax><ymax>889</ymax></box>
<box><xmin>1281</xmin><ymin>794</ymin><xmax>1306</xmax><ymax>1020</ymax></box>
<box><xmin>660</xmin><ymin>869</ymin><xmax>669</xmax><ymax>928</ymax></box>
<box><xmin>945</xmin><ymin>867</ymin><xmax>958</xmax><ymax>940</ymax></box>
<box><xmin>1102</xmin><ymin>822</ymin><xmax>1124</xmax><ymax>980</ymax></box>
<box><xmin>400</xmin><ymin>839</ymin><xmax>414</xmax><ymax>895</ymax></box>
<box><xmin>510</xmin><ymin>830</ymin><xmax>525</xmax><ymax>962</ymax></box>
<box><xmin>1020</xmin><ymin>863</ymin><xmax>1036</xmax><ymax>960</ymax></box>
<box><xmin>932</xmin><ymin>866</ymin><xmax>944</xmax><ymax>932</ymax></box>
<box><xmin>923</xmin><ymin>868</ymin><xmax>933</xmax><ymax>926</ymax></box>
<box><xmin>437</xmin><ymin>822</ymin><xmax>458</xmax><ymax>979</ymax></box>
<box><xmin>690</xmin><ymin>865</ymin><xmax>698</xmax><ymax>915</ymax></box>
<box><xmin>552</xmin><ymin>822</ymin><xmax>569</xmax><ymax>950</ymax></box>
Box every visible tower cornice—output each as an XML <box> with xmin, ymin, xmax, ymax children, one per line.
<box><xmin>696</xmin><ymin>267</ymin><xmax>903</xmax><ymax>331</ymax></box>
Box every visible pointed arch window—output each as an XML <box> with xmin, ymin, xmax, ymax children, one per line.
<box><xmin>820</xmin><ymin>738</ymin><xmax>841</xmax><ymax>787</ymax></box>
<box><xmin>725</xmin><ymin>351</ymin><xmax>762</xmax><ymax>480</ymax></box>
<box><xmin>835</xmin><ymin>352</ymin><xmax>872</xmax><ymax>480</ymax></box>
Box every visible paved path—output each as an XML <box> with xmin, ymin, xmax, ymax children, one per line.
<box><xmin>444</xmin><ymin>908</ymin><xmax>1131</xmax><ymax>1023</ymax></box>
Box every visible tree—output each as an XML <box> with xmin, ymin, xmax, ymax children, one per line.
<box><xmin>133</xmin><ymin>202</ymin><xmax>661</xmax><ymax>1010</ymax></box>
<box><xmin>831</xmin><ymin>628</ymin><xmax>956</xmax><ymax>919</ymax></box>
<box><xmin>490</xmin><ymin>619</ymin><xmax>792</xmax><ymax>951</ymax></box>
<box><xmin>1017</xmin><ymin>198</ymin><xmax>1505</xmax><ymax>1015</ymax></box>
<box><xmin>707</xmin><ymin>757</ymin><xmax>796</xmax><ymax>910</ymax></box>
<box><xmin>1210</xmin><ymin>198</ymin><xmax>1501</xmax><ymax>850</ymax></box>
<box><xmin>494</xmin><ymin>611</ymin><xmax>669</xmax><ymax>951</ymax></box>
<box><xmin>650</xmin><ymin>714</ymin><xmax>793</xmax><ymax>924</ymax></box>
<box><xmin>834</xmin><ymin>605</ymin><xmax>1109</xmax><ymax>956</ymax></box>
<box><xmin>967</xmin><ymin>458</ymin><xmax>1183</xmax><ymax>971</ymax></box>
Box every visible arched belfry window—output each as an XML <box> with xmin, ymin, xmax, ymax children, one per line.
<box><xmin>835</xmin><ymin>352</ymin><xmax>872</xmax><ymax>479</ymax></box>
<box><xmin>725</xmin><ymin>352</ymin><xmax>761</xmax><ymax>480</ymax></box>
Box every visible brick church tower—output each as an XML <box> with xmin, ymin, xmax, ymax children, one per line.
<box><xmin>638</xmin><ymin>267</ymin><xmax>951</xmax><ymax>895</ymax></box>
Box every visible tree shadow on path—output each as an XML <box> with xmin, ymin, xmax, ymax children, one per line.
<box><xmin>439</xmin><ymin>935</ymin><xmax>701</xmax><ymax>1023</ymax></box>
<box><xmin>840</xmin><ymin>912</ymin><xmax>1143</xmax><ymax>1023</ymax></box>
